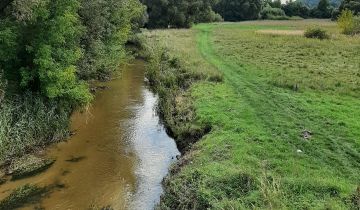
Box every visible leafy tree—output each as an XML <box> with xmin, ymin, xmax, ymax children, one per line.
<box><xmin>0</xmin><ymin>0</ymin><xmax>146</xmax><ymax>160</ymax></box>
<box><xmin>339</xmin><ymin>0</ymin><xmax>360</xmax><ymax>15</ymax></box>
<box><xmin>282</xmin><ymin>1</ymin><xmax>310</xmax><ymax>18</ymax></box>
<box><xmin>0</xmin><ymin>0</ymin><xmax>92</xmax><ymax>106</ymax></box>
<box><xmin>142</xmin><ymin>0</ymin><xmax>221</xmax><ymax>28</ymax></box>
<box><xmin>318</xmin><ymin>0</ymin><xmax>330</xmax><ymax>11</ymax></box>
<box><xmin>214</xmin><ymin>0</ymin><xmax>262</xmax><ymax>21</ymax></box>
<box><xmin>20</xmin><ymin>0</ymin><xmax>92</xmax><ymax>106</ymax></box>
<box><xmin>311</xmin><ymin>0</ymin><xmax>333</xmax><ymax>18</ymax></box>
<box><xmin>78</xmin><ymin>0</ymin><xmax>145</xmax><ymax>79</ymax></box>
<box><xmin>271</xmin><ymin>0</ymin><xmax>282</xmax><ymax>8</ymax></box>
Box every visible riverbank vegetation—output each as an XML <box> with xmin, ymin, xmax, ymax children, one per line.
<box><xmin>1</xmin><ymin>0</ymin><xmax>357</xmax><ymax>165</ymax></box>
<box><xmin>141</xmin><ymin>19</ymin><xmax>360</xmax><ymax>209</ymax></box>
<box><xmin>0</xmin><ymin>0</ymin><xmax>145</xmax><ymax>162</ymax></box>
<box><xmin>1</xmin><ymin>0</ymin><xmax>360</xmax><ymax>208</ymax></box>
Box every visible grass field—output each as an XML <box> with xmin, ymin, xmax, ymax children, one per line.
<box><xmin>143</xmin><ymin>20</ymin><xmax>360</xmax><ymax>209</ymax></box>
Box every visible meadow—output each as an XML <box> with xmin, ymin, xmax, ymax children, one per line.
<box><xmin>142</xmin><ymin>19</ymin><xmax>360</xmax><ymax>209</ymax></box>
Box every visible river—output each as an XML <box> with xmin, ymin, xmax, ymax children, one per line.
<box><xmin>0</xmin><ymin>60</ymin><xmax>180</xmax><ymax>209</ymax></box>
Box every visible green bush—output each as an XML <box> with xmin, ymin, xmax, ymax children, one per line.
<box><xmin>304</xmin><ymin>27</ymin><xmax>330</xmax><ymax>39</ymax></box>
<box><xmin>337</xmin><ymin>9</ymin><xmax>360</xmax><ymax>35</ymax></box>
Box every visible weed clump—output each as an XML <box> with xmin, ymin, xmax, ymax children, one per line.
<box><xmin>0</xmin><ymin>93</ymin><xmax>70</xmax><ymax>161</ymax></box>
<box><xmin>158</xmin><ymin>170</ymin><xmax>212</xmax><ymax>210</ymax></box>
<box><xmin>304</xmin><ymin>27</ymin><xmax>330</xmax><ymax>39</ymax></box>
<box><xmin>8</xmin><ymin>155</ymin><xmax>55</xmax><ymax>180</ymax></box>
<box><xmin>0</xmin><ymin>184</ymin><xmax>46</xmax><ymax>210</ymax></box>
<box><xmin>349</xmin><ymin>186</ymin><xmax>360</xmax><ymax>209</ymax></box>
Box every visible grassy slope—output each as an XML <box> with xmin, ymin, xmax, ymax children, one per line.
<box><xmin>153</xmin><ymin>20</ymin><xmax>360</xmax><ymax>209</ymax></box>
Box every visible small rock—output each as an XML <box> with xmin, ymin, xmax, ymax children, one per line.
<box><xmin>297</xmin><ymin>149</ymin><xmax>303</xmax><ymax>153</ymax></box>
<box><xmin>302</xmin><ymin>130</ymin><xmax>312</xmax><ymax>140</ymax></box>
<box><xmin>65</xmin><ymin>156</ymin><xmax>86</xmax><ymax>163</ymax></box>
<box><xmin>70</xmin><ymin>131</ymin><xmax>77</xmax><ymax>136</ymax></box>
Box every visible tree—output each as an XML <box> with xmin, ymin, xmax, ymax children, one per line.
<box><xmin>271</xmin><ymin>0</ymin><xmax>282</xmax><ymax>8</ymax></box>
<box><xmin>282</xmin><ymin>1</ymin><xmax>310</xmax><ymax>18</ymax></box>
<box><xmin>142</xmin><ymin>0</ymin><xmax>221</xmax><ymax>28</ymax></box>
<box><xmin>214</xmin><ymin>0</ymin><xmax>262</xmax><ymax>21</ymax></box>
<box><xmin>0</xmin><ymin>0</ymin><xmax>145</xmax><ymax>106</ymax></box>
<box><xmin>339</xmin><ymin>0</ymin><xmax>360</xmax><ymax>15</ymax></box>
<box><xmin>314</xmin><ymin>0</ymin><xmax>332</xmax><ymax>18</ymax></box>
<box><xmin>261</xmin><ymin>5</ymin><xmax>287</xmax><ymax>19</ymax></box>
<box><xmin>78</xmin><ymin>0</ymin><xmax>145</xmax><ymax>79</ymax></box>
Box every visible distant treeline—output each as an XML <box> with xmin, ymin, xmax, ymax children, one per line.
<box><xmin>141</xmin><ymin>0</ymin><xmax>360</xmax><ymax>27</ymax></box>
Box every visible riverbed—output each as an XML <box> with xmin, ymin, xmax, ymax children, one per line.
<box><xmin>0</xmin><ymin>60</ymin><xmax>180</xmax><ymax>209</ymax></box>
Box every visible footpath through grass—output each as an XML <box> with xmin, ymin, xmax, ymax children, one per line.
<box><xmin>147</xmin><ymin>20</ymin><xmax>360</xmax><ymax>209</ymax></box>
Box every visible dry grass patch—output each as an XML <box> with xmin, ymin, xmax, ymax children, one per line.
<box><xmin>256</xmin><ymin>29</ymin><xmax>304</xmax><ymax>36</ymax></box>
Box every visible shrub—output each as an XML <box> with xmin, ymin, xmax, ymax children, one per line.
<box><xmin>337</xmin><ymin>9</ymin><xmax>360</xmax><ymax>35</ymax></box>
<box><xmin>304</xmin><ymin>27</ymin><xmax>330</xmax><ymax>39</ymax></box>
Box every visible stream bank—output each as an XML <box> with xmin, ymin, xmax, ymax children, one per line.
<box><xmin>0</xmin><ymin>60</ymin><xmax>180</xmax><ymax>210</ymax></box>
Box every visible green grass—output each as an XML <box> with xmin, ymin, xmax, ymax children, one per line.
<box><xmin>145</xmin><ymin>20</ymin><xmax>360</xmax><ymax>209</ymax></box>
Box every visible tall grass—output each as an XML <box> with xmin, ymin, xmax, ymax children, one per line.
<box><xmin>0</xmin><ymin>93</ymin><xmax>70</xmax><ymax>161</ymax></box>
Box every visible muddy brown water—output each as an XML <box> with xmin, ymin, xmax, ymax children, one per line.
<box><xmin>0</xmin><ymin>60</ymin><xmax>180</xmax><ymax>210</ymax></box>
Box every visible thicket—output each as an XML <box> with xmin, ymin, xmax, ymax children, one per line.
<box><xmin>0</xmin><ymin>0</ymin><xmax>144</xmax><ymax>161</ymax></box>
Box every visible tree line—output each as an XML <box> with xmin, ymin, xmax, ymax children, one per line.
<box><xmin>141</xmin><ymin>0</ymin><xmax>360</xmax><ymax>27</ymax></box>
